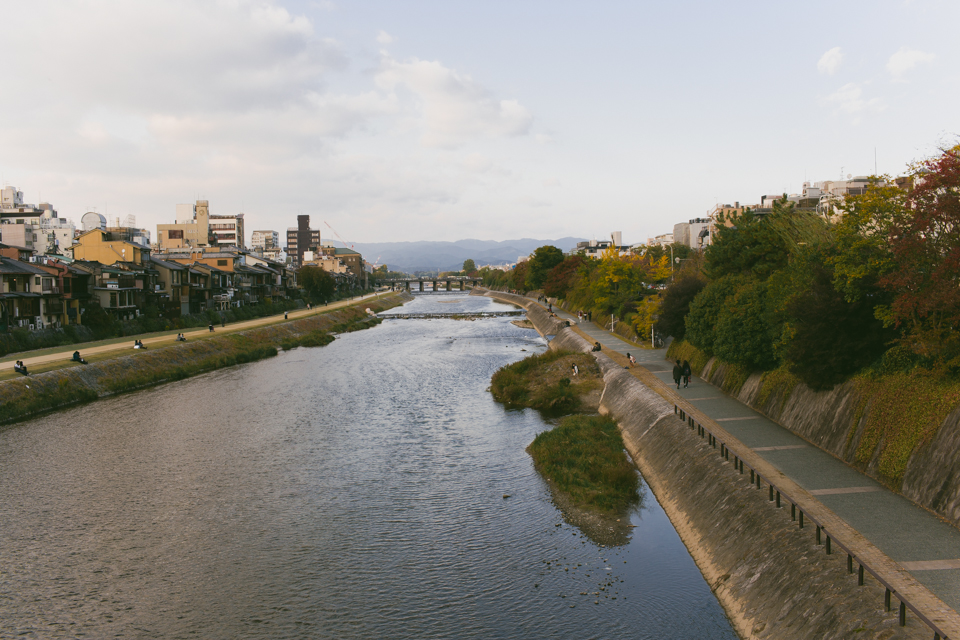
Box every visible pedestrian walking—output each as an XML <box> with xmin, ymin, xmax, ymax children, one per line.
<box><xmin>682</xmin><ymin>360</ymin><xmax>692</xmax><ymax>388</ymax></box>
<box><xmin>672</xmin><ymin>359</ymin><xmax>683</xmax><ymax>389</ymax></box>
<box><xmin>284</xmin><ymin>311</ymin><xmax>288</xmax><ymax>320</ymax></box>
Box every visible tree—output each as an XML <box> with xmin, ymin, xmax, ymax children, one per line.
<box><xmin>525</xmin><ymin>245</ymin><xmax>565</xmax><ymax>290</ymax></box>
<box><xmin>462</xmin><ymin>259</ymin><xmax>476</xmax><ymax>274</ymax></box>
<box><xmin>542</xmin><ymin>255</ymin><xmax>585</xmax><ymax>298</ymax></box>
<box><xmin>875</xmin><ymin>146</ymin><xmax>960</xmax><ymax>365</ymax></box>
<box><xmin>685</xmin><ymin>274</ymin><xmax>747</xmax><ymax>354</ymax></box>
<box><xmin>655</xmin><ymin>274</ymin><xmax>706</xmax><ymax>340</ymax></box>
<box><xmin>299</xmin><ymin>266</ymin><xmax>336</xmax><ymax>301</ymax></box>
<box><xmin>781</xmin><ymin>257</ymin><xmax>894</xmax><ymax>389</ymax></box>
<box><xmin>706</xmin><ymin>203</ymin><xmax>831</xmax><ymax>281</ymax></box>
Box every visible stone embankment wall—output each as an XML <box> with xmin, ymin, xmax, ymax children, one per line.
<box><xmin>484</xmin><ymin>290</ymin><xmax>930</xmax><ymax>639</ymax></box>
<box><xmin>0</xmin><ymin>294</ymin><xmax>412</xmax><ymax>425</ymax></box>
<box><xmin>699</xmin><ymin>357</ymin><xmax>960</xmax><ymax>529</ymax></box>
<box><xmin>480</xmin><ymin>290</ymin><xmax>569</xmax><ymax>337</ymax></box>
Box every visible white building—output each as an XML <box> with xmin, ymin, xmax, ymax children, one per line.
<box><xmin>0</xmin><ymin>188</ymin><xmax>77</xmax><ymax>254</ymax></box>
<box><xmin>251</xmin><ymin>230</ymin><xmax>280</xmax><ymax>250</ymax></box>
<box><xmin>673</xmin><ymin>218</ymin><xmax>712</xmax><ymax>250</ymax></box>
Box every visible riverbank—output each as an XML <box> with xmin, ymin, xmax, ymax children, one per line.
<box><xmin>668</xmin><ymin>339</ymin><xmax>960</xmax><ymax>531</ymax></box>
<box><xmin>483</xmin><ymin>288</ymin><xmax>943</xmax><ymax>640</ymax></box>
<box><xmin>0</xmin><ymin>293</ymin><xmax>411</xmax><ymax>426</ymax></box>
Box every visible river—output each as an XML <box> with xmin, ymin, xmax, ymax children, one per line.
<box><xmin>0</xmin><ymin>293</ymin><xmax>736</xmax><ymax>639</ymax></box>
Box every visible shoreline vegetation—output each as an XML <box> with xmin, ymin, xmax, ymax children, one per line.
<box><xmin>490</xmin><ymin>346</ymin><xmax>640</xmax><ymax>542</ymax></box>
<box><xmin>0</xmin><ymin>293</ymin><xmax>409</xmax><ymax>426</ymax></box>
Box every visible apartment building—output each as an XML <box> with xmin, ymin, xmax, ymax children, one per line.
<box><xmin>286</xmin><ymin>215</ymin><xmax>320</xmax><ymax>268</ymax></box>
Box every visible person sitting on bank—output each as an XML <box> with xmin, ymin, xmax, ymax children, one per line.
<box><xmin>14</xmin><ymin>360</ymin><xmax>28</xmax><ymax>375</ymax></box>
<box><xmin>592</xmin><ymin>341</ymin><xmax>602</xmax><ymax>352</ymax></box>
<box><xmin>72</xmin><ymin>351</ymin><xmax>87</xmax><ymax>364</ymax></box>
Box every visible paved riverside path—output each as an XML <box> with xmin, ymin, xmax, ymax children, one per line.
<box><xmin>543</xmin><ymin>301</ymin><xmax>960</xmax><ymax>613</ymax></box>
<box><xmin>0</xmin><ymin>291</ymin><xmax>390</xmax><ymax>375</ymax></box>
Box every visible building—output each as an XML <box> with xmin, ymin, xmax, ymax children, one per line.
<box><xmin>286</xmin><ymin>215</ymin><xmax>321</xmax><ymax>268</ymax></box>
<box><xmin>302</xmin><ymin>251</ymin><xmax>348</xmax><ymax>274</ymax></box>
<box><xmin>318</xmin><ymin>246</ymin><xmax>362</xmax><ymax>278</ymax></box>
<box><xmin>0</xmin><ymin>188</ymin><xmax>77</xmax><ymax>255</ymax></box>
<box><xmin>157</xmin><ymin>200</ymin><xmax>212</xmax><ymax>250</ymax></box>
<box><xmin>209</xmin><ymin>212</ymin><xmax>244</xmax><ymax>248</ymax></box>
<box><xmin>251</xmin><ymin>230</ymin><xmax>279</xmax><ymax>250</ymax></box>
<box><xmin>673</xmin><ymin>218</ymin><xmax>713</xmax><ymax>250</ymax></box>
<box><xmin>70</xmin><ymin>229</ymin><xmax>150</xmax><ymax>265</ymax></box>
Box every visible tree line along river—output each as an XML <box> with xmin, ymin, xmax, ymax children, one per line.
<box><xmin>0</xmin><ymin>293</ymin><xmax>736</xmax><ymax>639</ymax></box>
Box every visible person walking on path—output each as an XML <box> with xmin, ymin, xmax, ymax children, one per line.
<box><xmin>682</xmin><ymin>360</ymin><xmax>692</xmax><ymax>388</ymax></box>
<box><xmin>672</xmin><ymin>359</ymin><xmax>683</xmax><ymax>389</ymax></box>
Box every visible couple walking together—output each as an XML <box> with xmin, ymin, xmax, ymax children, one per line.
<box><xmin>673</xmin><ymin>359</ymin><xmax>692</xmax><ymax>388</ymax></box>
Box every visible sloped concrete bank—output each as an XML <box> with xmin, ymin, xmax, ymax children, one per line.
<box><xmin>484</xmin><ymin>290</ymin><xmax>931</xmax><ymax>639</ymax></box>
<box><xmin>695</xmin><ymin>355</ymin><xmax>960</xmax><ymax>529</ymax></box>
<box><xmin>0</xmin><ymin>293</ymin><xmax>412</xmax><ymax>426</ymax></box>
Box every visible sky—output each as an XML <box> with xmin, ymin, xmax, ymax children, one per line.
<box><xmin>2</xmin><ymin>0</ymin><xmax>959</xmax><ymax>245</ymax></box>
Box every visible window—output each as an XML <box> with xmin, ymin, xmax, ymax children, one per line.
<box><xmin>35</xmin><ymin>277</ymin><xmax>41</xmax><ymax>286</ymax></box>
<box><xmin>110</xmin><ymin>292</ymin><xmax>117</xmax><ymax>307</ymax></box>
<box><xmin>218</xmin><ymin>260</ymin><xmax>228</xmax><ymax>266</ymax></box>
<box><xmin>168</xmin><ymin>230</ymin><xmax>184</xmax><ymax>240</ymax></box>
<box><xmin>63</xmin><ymin>278</ymin><xmax>71</xmax><ymax>294</ymax></box>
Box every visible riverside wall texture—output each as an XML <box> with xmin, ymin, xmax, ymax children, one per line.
<box><xmin>0</xmin><ymin>293</ymin><xmax>412</xmax><ymax>425</ymax></box>
<box><xmin>484</xmin><ymin>290</ymin><xmax>933</xmax><ymax>639</ymax></box>
<box><xmin>697</xmin><ymin>356</ymin><xmax>960</xmax><ymax>530</ymax></box>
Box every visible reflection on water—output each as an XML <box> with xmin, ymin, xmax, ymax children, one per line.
<box><xmin>0</xmin><ymin>294</ymin><xmax>736</xmax><ymax>639</ymax></box>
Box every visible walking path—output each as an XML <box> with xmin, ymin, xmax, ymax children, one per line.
<box><xmin>547</xmin><ymin>302</ymin><xmax>960</xmax><ymax>613</ymax></box>
<box><xmin>0</xmin><ymin>292</ymin><xmax>391</xmax><ymax>377</ymax></box>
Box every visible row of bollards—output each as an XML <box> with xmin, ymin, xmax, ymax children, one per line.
<box><xmin>673</xmin><ymin>404</ymin><xmax>944</xmax><ymax>638</ymax></box>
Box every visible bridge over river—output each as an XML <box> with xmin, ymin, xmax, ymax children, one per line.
<box><xmin>376</xmin><ymin>277</ymin><xmax>482</xmax><ymax>292</ymax></box>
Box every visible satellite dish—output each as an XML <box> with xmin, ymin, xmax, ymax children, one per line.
<box><xmin>847</xmin><ymin>174</ymin><xmax>852</xmax><ymax>179</ymax></box>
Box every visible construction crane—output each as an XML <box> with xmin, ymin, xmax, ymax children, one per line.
<box><xmin>323</xmin><ymin>221</ymin><xmax>352</xmax><ymax>249</ymax></box>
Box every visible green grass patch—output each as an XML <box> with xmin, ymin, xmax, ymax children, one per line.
<box><xmin>755</xmin><ymin>365</ymin><xmax>801</xmax><ymax>413</ymax></box>
<box><xmin>490</xmin><ymin>349</ymin><xmax>597</xmax><ymax>415</ymax></box>
<box><xmin>851</xmin><ymin>374</ymin><xmax>960</xmax><ymax>487</ymax></box>
<box><xmin>528</xmin><ymin>415</ymin><xmax>640</xmax><ymax>515</ymax></box>
<box><xmin>0</xmin><ymin>378</ymin><xmax>99</xmax><ymax>423</ymax></box>
<box><xmin>719</xmin><ymin>363</ymin><xmax>751</xmax><ymax>395</ymax></box>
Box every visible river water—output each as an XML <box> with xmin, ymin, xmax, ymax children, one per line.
<box><xmin>0</xmin><ymin>294</ymin><xmax>735</xmax><ymax>639</ymax></box>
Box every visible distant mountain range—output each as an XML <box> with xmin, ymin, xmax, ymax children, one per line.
<box><xmin>348</xmin><ymin>237</ymin><xmax>588</xmax><ymax>274</ymax></box>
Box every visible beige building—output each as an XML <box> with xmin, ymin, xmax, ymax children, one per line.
<box><xmin>158</xmin><ymin>200</ymin><xmax>211</xmax><ymax>250</ymax></box>
<box><xmin>71</xmin><ymin>229</ymin><xmax>150</xmax><ymax>265</ymax></box>
<box><xmin>302</xmin><ymin>251</ymin><xmax>348</xmax><ymax>274</ymax></box>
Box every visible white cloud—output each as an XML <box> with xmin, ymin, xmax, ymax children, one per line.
<box><xmin>887</xmin><ymin>47</ymin><xmax>936</xmax><ymax>79</ymax></box>
<box><xmin>377</xmin><ymin>30</ymin><xmax>395</xmax><ymax>45</ymax></box>
<box><xmin>375</xmin><ymin>54</ymin><xmax>533</xmax><ymax>148</ymax></box>
<box><xmin>821</xmin><ymin>83</ymin><xmax>885</xmax><ymax>121</ymax></box>
<box><xmin>542</xmin><ymin>178</ymin><xmax>561</xmax><ymax>187</ymax></box>
<box><xmin>817</xmin><ymin>47</ymin><xmax>843</xmax><ymax>75</ymax></box>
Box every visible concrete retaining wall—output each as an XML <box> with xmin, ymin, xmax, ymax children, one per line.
<box><xmin>596</xmin><ymin>358</ymin><xmax>930</xmax><ymax>639</ymax></box>
<box><xmin>483</xmin><ymin>289</ymin><xmax>937</xmax><ymax>639</ymax></box>
<box><xmin>699</xmin><ymin>357</ymin><xmax>960</xmax><ymax>529</ymax></box>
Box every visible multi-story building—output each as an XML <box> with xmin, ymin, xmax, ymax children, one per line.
<box><xmin>0</xmin><ymin>188</ymin><xmax>77</xmax><ymax>254</ymax></box>
<box><xmin>286</xmin><ymin>215</ymin><xmax>320</xmax><ymax>268</ymax></box>
<box><xmin>673</xmin><ymin>218</ymin><xmax>713</xmax><ymax>250</ymax></box>
<box><xmin>251</xmin><ymin>230</ymin><xmax>279</xmax><ymax>250</ymax></box>
<box><xmin>209</xmin><ymin>212</ymin><xmax>244</xmax><ymax>248</ymax></box>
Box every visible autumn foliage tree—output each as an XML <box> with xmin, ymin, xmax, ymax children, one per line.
<box><xmin>878</xmin><ymin>146</ymin><xmax>960</xmax><ymax>367</ymax></box>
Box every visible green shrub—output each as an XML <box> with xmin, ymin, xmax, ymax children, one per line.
<box><xmin>528</xmin><ymin>415</ymin><xmax>640</xmax><ymax>514</ymax></box>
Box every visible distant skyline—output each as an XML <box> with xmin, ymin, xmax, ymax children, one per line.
<box><xmin>2</xmin><ymin>0</ymin><xmax>958</xmax><ymax>244</ymax></box>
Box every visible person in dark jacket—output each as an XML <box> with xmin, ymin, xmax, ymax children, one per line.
<box><xmin>682</xmin><ymin>360</ymin><xmax>692</xmax><ymax>388</ymax></box>
<box><xmin>672</xmin><ymin>359</ymin><xmax>683</xmax><ymax>388</ymax></box>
